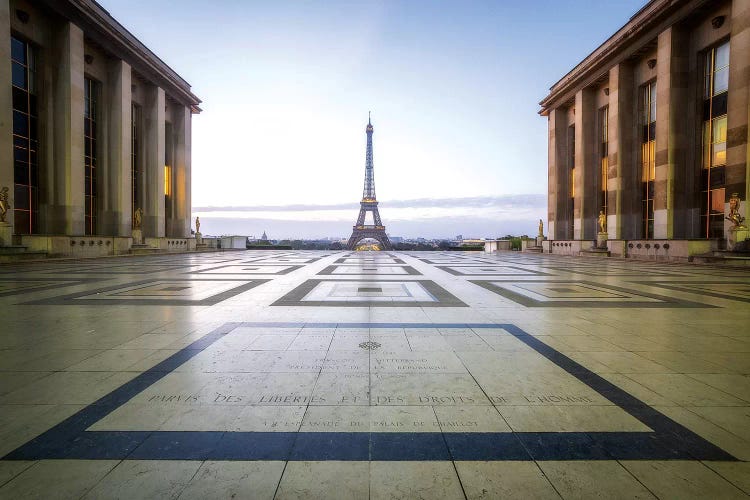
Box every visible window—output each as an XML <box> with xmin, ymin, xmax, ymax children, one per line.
<box><xmin>11</xmin><ymin>36</ymin><xmax>38</xmax><ymax>234</ymax></box>
<box><xmin>164</xmin><ymin>165</ymin><xmax>172</xmax><ymax>197</ymax></box>
<box><xmin>701</xmin><ymin>41</ymin><xmax>730</xmax><ymax>238</ymax></box>
<box><xmin>84</xmin><ymin>77</ymin><xmax>99</xmax><ymax>235</ymax></box>
<box><xmin>131</xmin><ymin>103</ymin><xmax>140</xmax><ymax>217</ymax></box>
<box><xmin>599</xmin><ymin>106</ymin><xmax>609</xmax><ymax>218</ymax></box>
<box><xmin>567</xmin><ymin>124</ymin><xmax>575</xmax><ymax>238</ymax></box>
<box><xmin>164</xmin><ymin>122</ymin><xmax>173</xmax><ymax>226</ymax></box>
<box><xmin>641</xmin><ymin>81</ymin><xmax>656</xmax><ymax>239</ymax></box>
<box><xmin>704</xmin><ymin>42</ymin><xmax>729</xmax><ymax>99</ymax></box>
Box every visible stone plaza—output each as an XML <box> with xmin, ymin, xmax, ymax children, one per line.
<box><xmin>0</xmin><ymin>249</ymin><xmax>749</xmax><ymax>498</ymax></box>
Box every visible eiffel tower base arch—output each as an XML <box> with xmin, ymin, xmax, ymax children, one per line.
<box><xmin>347</xmin><ymin>228</ymin><xmax>393</xmax><ymax>250</ymax></box>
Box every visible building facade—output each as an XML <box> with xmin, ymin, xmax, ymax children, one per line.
<box><xmin>1</xmin><ymin>0</ymin><xmax>200</xmax><ymax>256</ymax></box>
<box><xmin>540</xmin><ymin>0</ymin><xmax>749</xmax><ymax>258</ymax></box>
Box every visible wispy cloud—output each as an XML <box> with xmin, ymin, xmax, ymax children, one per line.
<box><xmin>192</xmin><ymin>194</ymin><xmax>545</xmax><ymax>213</ymax></box>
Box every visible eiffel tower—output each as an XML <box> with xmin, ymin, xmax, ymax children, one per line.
<box><xmin>347</xmin><ymin>114</ymin><xmax>393</xmax><ymax>250</ymax></box>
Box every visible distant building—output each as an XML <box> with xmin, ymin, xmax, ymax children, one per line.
<box><xmin>461</xmin><ymin>238</ymin><xmax>485</xmax><ymax>246</ymax></box>
<box><xmin>1</xmin><ymin>0</ymin><xmax>201</xmax><ymax>256</ymax></box>
<box><xmin>540</xmin><ymin>0</ymin><xmax>748</xmax><ymax>258</ymax></box>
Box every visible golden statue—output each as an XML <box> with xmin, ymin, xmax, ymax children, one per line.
<box><xmin>133</xmin><ymin>207</ymin><xmax>143</xmax><ymax>229</ymax></box>
<box><xmin>0</xmin><ymin>186</ymin><xmax>10</xmax><ymax>223</ymax></box>
<box><xmin>726</xmin><ymin>193</ymin><xmax>746</xmax><ymax>229</ymax></box>
<box><xmin>598</xmin><ymin>210</ymin><xmax>607</xmax><ymax>233</ymax></box>
<box><xmin>538</xmin><ymin>219</ymin><xmax>543</xmax><ymax>237</ymax></box>
<box><xmin>195</xmin><ymin>216</ymin><xmax>201</xmax><ymax>233</ymax></box>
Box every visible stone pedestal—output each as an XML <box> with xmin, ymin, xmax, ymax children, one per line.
<box><xmin>597</xmin><ymin>232</ymin><xmax>608</xmax><ymax>249</ymax></box>
<box><xmin>536</xmin><ymin>236</ymin><xmax>544</xmax><ymax>247</ymax></box>
<box><xmin>132</xmin><ymin>228</ymin><xmax>143</xmax><ymax>245</ymax></box>
<box><xmin>195</xmin><ymin>232</ymin><xmax>203</xmax><ymax>245</ymax></box>
<box><xmin>727</xmin><ymin>228</ymin><xmax>749</xmax><ymax>252</ymax></box>
<box><xmin>0</xmin><ymin>222</ymin><xmax>11</xmax><ymax>246</ymax></box>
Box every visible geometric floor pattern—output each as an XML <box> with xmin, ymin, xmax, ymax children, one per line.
<box><xmin>635</xmin><ymin>281</ymin><xmax>750</xmax><ymax>304</ymax></box>
<box><xmin>470</xmin><ymin>280</ymin><xmax>714</xmax><ymax>308</ymax></box>
<box><xmin>4</xmin><ymin>321</ymin><xmax>733</xmax><ymax>462</ymax></box>
<box><xmin>188</xmin><ymin>264</ymin><xmax>305</xmax><ymax>276</ymax></box>
<box><xmin>317</xmin><ymin>264</ymin><xmax>422</xmax><ymax>276</ymax></box>
<box><xmin>437</xmin><ymin>265</ymin><xmax>549</xmax><ymax>276</ymax></box>
<box><xmin>0</xmin><ymin>277</ymin><xmax>103</xmax><ymax>297</ymax></box>
<box><xmin>271</xmin><ymin>279</ymin><xmax>467</xmax><ymax>307</ymax></box>
<box><xmin>1</xmin><ymin>250</ymin><xmax>749</xmax><ymax>498</ymax></box>
<box><xmin>20</xmin><ymin>279</ymin><xmax>271</xmax><ymax>306</ymax></box>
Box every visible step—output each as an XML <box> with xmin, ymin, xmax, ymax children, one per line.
<box><xmin>579</xmin><ymin>248</ymin><xmax>611</xmax><ymax>258</ymax></box>
<box><xmin>691</xmin><ymin>251</ymin><xmax>750</xmax><ymax>267</ymax></box>
<box><xmin>0</xmin><ymin>248</ymin><xmax>49</xmax><ymax>262</ymax></box>
<box><xmin>129</xmin><ymin>245</ymin><xmax>162</xmax><ymax>255</ymax></box>
<box><xmin>0</xmin><ymin>245</ymin><xmax>31</xmax><ymax>254</ymax></box>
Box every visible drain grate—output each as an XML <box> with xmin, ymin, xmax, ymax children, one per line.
<box><xmin>358</xmin><ymin>341</ymin><xmax>381</xmax><ymax>350</ymax></box>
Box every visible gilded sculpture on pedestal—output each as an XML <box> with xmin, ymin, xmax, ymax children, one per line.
<box><xmin>195</xmin><ymin>216</ymin><xmax>201</xmax><ymax>234</ymax></box>
<box><xmin>133</xmin><ymin>207</ymin><xmax>143</xmax><ymax>229</ymax></box>
<box><xmin>0</xmin><ymin>187</ymin><xmax>10</xmax><ymax>223</ymax></box>
<box><xmin>538</xmin><ymin>219</ymin><xmax>543</xmax><ymax>237</ymax></box>
<box><xmin>726</xmin><ymin>193</ymin><xmax>747</xmax><ymax>229</ymax></box>
<box><xmin>598</xmin><ymin>210</ymin><xmax>607</xmax><ymax>233</ymax></box>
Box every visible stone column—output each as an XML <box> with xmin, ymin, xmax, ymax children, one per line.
<box><xmin>48</xmin><ymin>22</ymin><xmax>85</xmax><ymax>235</ymax></box>
<box><xmin>609</xmin><ymin>63</ymin><xmax>637</xmax><ymax>240</ymax></box>
<box><xmin>727</xmin><ymin>0</ymin><xmax>750</xmax><ymax>228</ymax></box>
<box><xmin>143</xmin><ymin>85</ymin><xmax>165</xmax><ymax>238</ymax></box>
<box><xmin>606</xmin><ymin>68</ymin><xmax>621</xmax><ymax>238</ymax></box>
<box><xmin>747</xmin><ymin>89</ymin><xmax>750</xmax><ymax>230</ymax></box>
<box><xmin>0</xmin><ymin>2</ymin><xmax>13</xmax><ymax>239</ymax></box>
<box><xmin>173</xmin><ymin>105</ymin><xmax>191</xmax><ymax>237</ymax></box>
<box><xmin>100</xmin><ymin>59</ymin><xmax>131</xmax><ymax>236</ymax></box>
<box><xmin>574</xmin><ymin>88</ymin><xmax>596</xmax><ymax>240</ymax></box>
<box><xmin>654</xmin><ymin>26</ymin><xmax>688</xmax><ymax>239</ymax></box>
<box><xmin>548</xmin><ymin>107</ymin><xmax>568</xmax><ymax>239</ymax></box>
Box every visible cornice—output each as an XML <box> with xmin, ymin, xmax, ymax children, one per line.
<box><xmin>538</xmin><ymin>0</ymin><xmax>712</xmax><ymax>115</ymax></box>
<box><xmin>40</xmin><ymin>0</ymin><xmax>202</xmax><ymax>112</ymax></box>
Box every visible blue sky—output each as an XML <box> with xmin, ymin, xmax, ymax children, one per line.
<box><xmin>101</xmin><ymin>0</ymin><xmax>646</xmax><ymax>238</ymax></box>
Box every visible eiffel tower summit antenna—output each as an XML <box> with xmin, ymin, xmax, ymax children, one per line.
<box><xmin>347</xmin><ymin>114</ymin><xmax>392</xmax><ymax>250</ymax></box>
